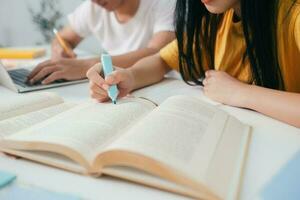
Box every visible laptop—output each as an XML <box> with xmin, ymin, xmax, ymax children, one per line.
<box><xmin>0</xmin><ymin>61</ymin><xmax>88</xmax><ymax>93</ymax></box>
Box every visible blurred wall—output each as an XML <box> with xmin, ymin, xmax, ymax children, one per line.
<box><xmin>0</xmin><ymin>0</ymin><xmax>100</xmax><ymax>53</ymax></box>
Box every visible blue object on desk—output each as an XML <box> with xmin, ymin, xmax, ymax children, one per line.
<box><xmin>0</xmin><ymin>170</ymin><xmax>16</xmax><ymax>189</ymax></box>
<box><xmin>261</xmin><ymin>150</ymin><xmax>300</xmax><ymax>200</ymax></box>
<box><xmin>101</xmin><ymin>53</ymin><xmax>119</xmax><ymax>104</ymax></box>
<box><xmin>0</xmin><ymin>184</ymin><xmax>81</xmax><ymax>200</ymax></box>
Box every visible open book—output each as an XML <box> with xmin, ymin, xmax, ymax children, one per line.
<box><xmin>0</xmin><ymin>79</ymin><xmax>251</xmax><ymax>200</ymax></box>
<box><xmin>0</xmin><ymin>92</ymin><xmax>75</xmax><ymax>138</ymax></box>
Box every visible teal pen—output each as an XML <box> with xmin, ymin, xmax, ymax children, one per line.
<box><xmin>101</xmin><ymin>53</ymin><xmax>119</xmax><ymax>104</ymax></box>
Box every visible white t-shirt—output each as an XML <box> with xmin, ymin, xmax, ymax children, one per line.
<box><xmin>68</xmin><ymin>0</ymin><xmax>176</xmax><ymax>55</ymax></box>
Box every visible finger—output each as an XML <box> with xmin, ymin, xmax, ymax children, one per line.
<box><xmin>105</xmin><ymin>70</ymin><xmax>126</xmax><ymax>85</ymax></box>
<box><xmin>86</xmin><ymin>65</ymin><xmax>105</xmax><ymax>88</ymax></box>
<box><xmin>205</xmin><ymin>70</ymin><xmax>216</xmax><ymax>78</ymax></box>
<box><xmin>91</xmin><ymin>93</ymin><xmax>108</xmax><ymax>102</ymax></box>
<box><xmin>96</xmin><ymin>96</ymin><xmax>110</xmax><ymax>103</ymax></box>
<box><xmin>203</xmin><ymin>85</ymin><xmax>209</xmax><ymax>95</ymax></box>
<box><xmin>102</xmin><ymin>84</ymin><xmax>110</xmax><ymax>91</ymax></box>
<box><xmin>42</xmin><ymin>71</ymin><xmax>64</xmax><ymax>85</ymax></box>
<box><xmin>28</xmin><ymin>60</ymin><xmax>55</xmax><ymax>80</ymax></box>
<box><xmin>90</xmin><ymin>87</ymin><xmax>107</xmax><ymax>96</ymax></box>
<box><xmin>89</xmin><ymin>82</ymin><xmax>107</xmax><ymax>94</ymax></box>
<box><xmin>118</xmin><ymin>89</ymin><xmax>130</xmax><ymax>98</ymax></box>
<box><xmin>30</xmin><ymin>66</ymin><xmax>59</xmax><ymax>84</ymax></box>
<box><xmin>87</xmin><ymin>63</ymin><xmax>102</xmax><ymax>75</ymax></box>
<box><xmin>90</xmin><ymin>90</ymin><xmax>109</xmax><ymax>102</ymax></box>
<box><xmin>91</xmin><ymin>88</ymin><xmax>107</xmax><ymax>97</ymax></box>
<box><xmin>203</xmin><ymin>78</ymin><xmax>208</xmax><ymax>86</ymax></box>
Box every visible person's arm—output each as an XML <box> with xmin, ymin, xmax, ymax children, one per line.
<box><xmin>240</xmin><ymin>85</ymin><xmax>300</xmax><ymax>127</ymax></box>
<box><xmin>129</xmin><ymin>53</ymin><xmax>171</xmax><ymax>90</ymax></box>
<box><xmin>51</xmin><ymin>26</ymin><xmax>83</xmax><ymax>59</ymax></box>
<box><xmin>87</xmin><ymin>53</ymin><xmax>170</xmax><ymax>102</ymax></box>
<box><xmin>28</xmin><ymin>30</ymin><xmax>174</xmax><ymax>85</ymax></box>
<box><xmin>110</xmin><ymin>31</ymin><xmax>175</xmax><ymax>68</ymax></box>
<box><xmin>203</xmin><ymin>70</ymin><xmax>300</xmax><ymax>128</ymax></box>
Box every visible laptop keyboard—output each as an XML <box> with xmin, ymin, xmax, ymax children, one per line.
<box><xmin>8</xmin><ymin>68</ymin><xmax>32</xmax><ymax>87</ymax></box>
<box><xmin>8</xmin><ymin>68</ymin><xmax>67</xmax><ymax>87</ymax></box>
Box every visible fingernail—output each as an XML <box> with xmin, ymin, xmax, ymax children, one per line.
<box><xmin>106</xmin><ymin>76</ymin><xmax>114</xmax><ymax>82</ymax></box>
<box><xmin>103</xmin><ymin>84</ymin><xmax>109</xmax><ymax>90</ymax></box>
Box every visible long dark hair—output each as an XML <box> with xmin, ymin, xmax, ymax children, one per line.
<box><xmin>175</xmin><ymin>0</ymin><xmax>295</xmax><ymax>90</ymax></box>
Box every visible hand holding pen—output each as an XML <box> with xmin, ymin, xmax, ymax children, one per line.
<box><xmin>52</xmin><ymin>28</ymin><xmax>76</xmax><ymax>59</ymax></box>
<box><xmin>86</xmin><ymin>57</ymin><xmax>135</xmax><ymax>103</ymax></box>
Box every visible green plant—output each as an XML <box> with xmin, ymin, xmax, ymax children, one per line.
<box><xmin>28</xmin><ymin>0</ymin><xmax>63</xmax><ymax>43</ymax></box>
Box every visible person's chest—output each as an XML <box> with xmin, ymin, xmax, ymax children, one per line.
<box><xmin>214</xmin><ymin>11</ymin><xmax>252</xmax><ymax>84</ymax></box>
<box><xmin>90</xmin><ymin>10</ymin><xmax>155</xmax><ymax>55</ymax></box>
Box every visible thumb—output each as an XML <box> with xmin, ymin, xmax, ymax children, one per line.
<box><xmin>105</xmin><ymin>70</ymin><xmax>127</xmax><ymax>85</ymax></box>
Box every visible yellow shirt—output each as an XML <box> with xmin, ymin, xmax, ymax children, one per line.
<box><xmin>160</xmin><ymin>1</ymin><xmax>300</xmax><ymax>92</ymax></box>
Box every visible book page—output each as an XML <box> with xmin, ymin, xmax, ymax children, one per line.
<box><xmin>106</xmin><ymin>95</ymin><xmax>250</xmax><ymax>199</ymax></box>
<box><xmin>3</xmin><ymin>98</ymin><xmax>155</xmax><ymax>164</ymax></box>
<box><xmin>102</xmin><ymin>166</ymin><xmax>203</xmax><ymax>199</ymax></box>
<box><xmin>132</xmin><ymin>78</ymin><xmax>220</xmax><ymax>106</ymax></box>
<box><xmin>0</xmin><ymin>92</ymin><xmax>64</xmax><ymax>121</ymax></box>
<box><xmin>0</xmin><ymin>148</ymin><xmax>86</xmax><ymax>174</ymax></box>
<box><xmin>0</xmin><ymin>102</ymin><xmax>75</xmax><ymax>139</ymax></box>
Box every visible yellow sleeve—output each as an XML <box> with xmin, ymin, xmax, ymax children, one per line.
<box><xmin>295</xmin><ymin>12</ymin><xmax>300</xmax><ymax>51</ymax></box>
<box><xmin>159</xmin><ymin>40</ymin><xmax>180</xmax><ymax>71</ymax></box>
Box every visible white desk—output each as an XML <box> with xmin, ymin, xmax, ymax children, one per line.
<box><xmin>0</xmin><ymin>78</ymin><xmax>300</xmax><ymax>200</ymax></box>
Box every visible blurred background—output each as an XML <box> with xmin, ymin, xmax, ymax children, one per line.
<box><xmin>0</xmin><ymin>0</ymin><xmax>100</xmax><ymax>53</ymax></box>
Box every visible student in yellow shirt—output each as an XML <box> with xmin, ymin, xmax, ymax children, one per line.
<box><xmin>87</xmin><ymin>0</ymin><xmax>300</xmax><ymax>128</ymax></box>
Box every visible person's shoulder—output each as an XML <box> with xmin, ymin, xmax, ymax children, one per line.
<box><xmin>293</xmin><ymin>0</ymin><xmax>300</xmax><ymax>14</ymax></box>
<box><xmin>140</xmin><ymin>0</ymin><xmax>176</xmax><ymax>12</ymax></box>
<box><xmin>279</xmin><ymin>0</ymin><xmax>300</xmax><ymax>29</ymax></box>
<box><xmin>279</xmin><ymin>0</ymin><xmax>300</xmax><ymax>15</ymax></box>
<box><xmin>278</xmin><ymin>1</ymin><xmax>300</xmax><ymax>48</ymax></box>
<box><xmin>293</xmin><ymin>2</ymin><xmax>300</xmax><ymax>36</ymax></box>
<box><xmin>289</xmin><ymin>0</ymin><xmax>300</xmax><ymax>12</ymax></box>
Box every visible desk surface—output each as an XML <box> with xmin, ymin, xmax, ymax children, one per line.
<box><xmin>0</xmin><ymin>64</ymin><xmax>300</xmax><ymax>199</ymax></box>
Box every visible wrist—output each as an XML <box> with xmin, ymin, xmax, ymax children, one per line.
<box><xmin>77</xmin><ymin>59</ymin><xmax>96</xmax><ymax>78</ymax></box>
<box><xmin>51</xmin><ymin>39</ymin><xmax>63</xmax><ymax>51</ymax></box>
<box><xmin>127</xmin><ymin>68</ymin><xmax>138</xmax><ymax>92</ymax></box>
<box><xmin>237</xmin><ymin>84</ymin><xmax>254</xmax><ymax>109</ymax></box>
<box><xmin>85</xmin><ymin>59</ymin><xmax>100</xmax><ymax>72</ymax></box>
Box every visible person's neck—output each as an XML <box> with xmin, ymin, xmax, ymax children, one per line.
<box><xmin>114</xmin><ymin>0</ymin><xmax>140</xmax><ymax>23</ymax></box>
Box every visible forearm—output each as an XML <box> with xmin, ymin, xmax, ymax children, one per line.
<box><xmin>241</xmin><ymin>85</ymin><xmax>300</xmax><ymax>127</ymax></box>
<box><xmin>81</xmin><ymin>57</ymin><xmax>101</xmax><ymax>72</ymax></box>
<box><xmin>111</xmin><ymin>47</ymin><xmax>159</xmax><ymax>68</ymax></box>
<box><xmin>129</xmin><ymin>54</ymin><xmax>171</xmax><ymax>90</ymax></box>
<box><xmin>111</xmin><ymin>31</ymin><xmax>175</xmax><ymax>68</ymax></box>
